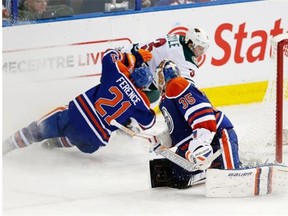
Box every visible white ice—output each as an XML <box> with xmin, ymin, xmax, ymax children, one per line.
<box><xmin>2</xmin><ymin>103</ymin><xmax>288</xmax><ymax>216</ymax></box>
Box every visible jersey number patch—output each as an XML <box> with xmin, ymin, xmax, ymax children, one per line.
<box><xmin>141</xmin><ymin>38</ymin><xmax>167</xmax><ymax>51</ymax></box>
<box><xmin>95</xmin><ymin>86</ymin><xmax>131</xmax><ymax>124</ymax></box>
<box><xmin>178</xmin><ymin>93</ymin><xmax>195</xmax><ymax>109</ymax></box>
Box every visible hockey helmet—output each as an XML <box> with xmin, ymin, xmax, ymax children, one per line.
<box><xmin>185</xmin><ymin>27</ymin><xmax>210</xmax><ymax>56</ymax></box>
<box><xmin>130</xmin><ymin>64</ymin><xmax>153</xmax><ymax>89</ymax></box>
<box><xmin>154</xmin><ymin>59</ymin><xmax>180</xmax><ymax>92</ymax></box>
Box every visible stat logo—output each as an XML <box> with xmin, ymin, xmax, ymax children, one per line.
<box><xmin>168</xmin><ymin>26</ymin><xmax>206</xmax><ymax>67</ymax></box>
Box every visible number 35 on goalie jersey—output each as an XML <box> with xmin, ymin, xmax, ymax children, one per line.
<box><xmin>68</xmin><ymin>49</ymin><xmax>156</xmax><ymax>146</ymax></box>
<box><xmin>160</xmin><ymin>77</ymin><xmax>233</xmax><ymax>147</ymax></box>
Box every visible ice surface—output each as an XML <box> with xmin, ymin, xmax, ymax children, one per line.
<box><xmin>2</xmin><ymin>104</ymin><xmax>288</xmax><ymax>216</ymax></box>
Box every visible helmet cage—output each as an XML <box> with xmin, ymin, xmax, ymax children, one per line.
<box><xmin>155</xmin><ymin>60</ymin><xmax>180</xmax><ymax>92</ymax></box>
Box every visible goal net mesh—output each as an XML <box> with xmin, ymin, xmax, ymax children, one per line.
<box><xmin>240</xmin><ymin>34</ymin><xmax>288</xmax><ymax>164</ymax></box>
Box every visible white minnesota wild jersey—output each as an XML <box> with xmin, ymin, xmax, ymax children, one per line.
<box><xmin>126</xmin><ymin>34</ymin><xmax>199</xmax><ymax>83</ymax></box>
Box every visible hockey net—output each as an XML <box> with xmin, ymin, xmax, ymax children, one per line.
<box><xmin>240</xmin><ymin>34</ymin><xmax>288</xmax><ymax>165</ymax></box>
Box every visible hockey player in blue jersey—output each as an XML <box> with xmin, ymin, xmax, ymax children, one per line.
<box><xmin>3</xmin><ymin>48</ymin><xmax>156</xmax><ymax>155</ymax></box>
<box><xmin>149</xmin><ymin>59</ymin><xmax>241</xmax><ymax>189</ymax></box>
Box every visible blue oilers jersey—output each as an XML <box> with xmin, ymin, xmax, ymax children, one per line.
<box><xmin>68</xmin><ymin>49</ymin><xmax>155</xmax><ymax>146</ymax></box>
<box><xmin>160</xmin><ymin>77</ymin><xmax>233</xmax><ymax>148</ymax></box>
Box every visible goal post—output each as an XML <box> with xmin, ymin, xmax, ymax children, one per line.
<box><xmin>240</xmin><ymin>34</ymin><xmax>288</xmax><ymax>164</ymax></box>
<box><xmin>274</xmin><ymin>35</ymin><xmax>288</xmax><ymax>163</ymax></box>
<box><xmin>205</xmin><ymin>35</ymin><xmax>288</xmax><ymax>197</ymax></box>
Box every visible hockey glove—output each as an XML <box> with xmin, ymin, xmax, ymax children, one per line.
<box><xmin>148</xmin><ymin>127</ymin><xmax>172</xmax><ymax>153</ymax></box>
<box><xmin>133</xmin><ymin>49</ymin><xmax>152</xmax><ymax>67</ymax></box>
<box><xmin>122</xmin><ymin>53</ymin><xmax>136</xmax><ymax>73</ymax></box>
<box><xmin>124</xmin><ymin>117</ymin><xmax>141</xmax><ymax>134</ymax></box>
<box><xmin>115</xmin><ymin>117</ymin><xmax>141</xmax><ymax>138</ymax></box>
<box><xmin>185</xmin><ymin>128</ymin><xmax>215</xmax><ymax>170</ymax></box>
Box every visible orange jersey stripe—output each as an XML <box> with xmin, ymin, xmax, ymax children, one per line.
<box><xmin>193</xmin><ymin>120</ymin><xmax>217</xmax><ymax>133</ymax></box>
<box><xmin>77</xmin><ymin>95</ymin><xmax>109</xmax><ymax>141</ymax></box>
<box><xmin>254</xmin><ymin>168</ymin><xmax>261</xmax><ymax>195</ymax></box>
<box><xmin>221</xmin><ymin>129</ymin><xmax>234</xmax><ymax>169</ymax></box>
<box><xmin>137</xmin><ymin>90</ymin><xmax>151</xmax><ymax>107</ymax></box>
<box><xmin>116</xmin><ymin>61</ymin><xmax>130</xmax><ymax>77</ymax></box>
<box><xmin>38</xmin><ymin>106</ymin><xmax>67</xmax><ymax>123</ymax></box>
<box><xmin>188</xmin><ymin>108</ymin><xmax>215</xmax><ymax>125</ymax></box>
<box><xmin>267</xmin><ymin>167</ymin><xmax>273</xmax><ymax>194</ymax></box>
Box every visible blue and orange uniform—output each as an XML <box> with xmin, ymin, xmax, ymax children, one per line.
<box><xmin>5</xmin><ymin>49</ymin><xmax>156</xmax><ymax>154</ymax></box>
<box><xmin>160</xmin><ymin>77</ymin><xmax>240</xmax><ymax>170</ymax></box>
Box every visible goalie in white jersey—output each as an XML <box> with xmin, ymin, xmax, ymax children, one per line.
<box><xmin>125</xmin><ymin>27</ymin><xmax>209</xmax><ymax>102</ymax></box>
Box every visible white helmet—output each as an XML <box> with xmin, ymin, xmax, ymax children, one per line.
<box><xmin>185</xmin><ymin>27</ymin><xmax>210</xmax><ymax>55</ymax></box>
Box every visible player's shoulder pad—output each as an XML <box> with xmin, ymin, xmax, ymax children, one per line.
<box><xmin>165</xmin><ymin>77</ymin><xmax>190</xmax><ymax>98</ymax></box>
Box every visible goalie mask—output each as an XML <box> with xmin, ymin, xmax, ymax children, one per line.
<box><xmin>154</xmin><ymin>59</ymin><xmax>180</xmax><ymax>92</ymax></box>
<box><xmin>185</xmin><ymin>27</ymin><xmax>210</xmax><ymax>57</ymax></box>
<box><xmin>130</xmin><ymin>64</ymin><xmax>153</xmax><ymax>89</ymax></box>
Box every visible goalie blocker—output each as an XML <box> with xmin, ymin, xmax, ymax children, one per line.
<box><xmin>149</xmin><ymin>158</ymin><xmax>206</xmax><ymax>189</ymax></box>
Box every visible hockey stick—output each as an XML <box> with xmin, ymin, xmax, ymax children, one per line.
<box><xmin>110</xmin><ymin>119</ymin><xmax>222</xmax><ymax>172</ymax></box>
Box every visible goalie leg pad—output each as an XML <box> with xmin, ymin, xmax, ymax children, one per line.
<box><xmin>206</xmin><ymin>164</ymin><xmax>288</xmax><ymax>197</ymax></box>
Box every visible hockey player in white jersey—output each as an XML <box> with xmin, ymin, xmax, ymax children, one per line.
<box><xmin>125</xmin><ymin>27</ymin><xmax>210</xmax><ymax>102</ymax></box>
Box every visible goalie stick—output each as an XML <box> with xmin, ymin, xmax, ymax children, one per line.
<box><xmin>110</xmin><ymin>119</ymin><xmax>222</xmax><ymax>172</ymax></box>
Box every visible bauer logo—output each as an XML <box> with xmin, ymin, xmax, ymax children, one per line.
<box><xmin>168</xmin><ymin>26</ymin><xmax>206</xmax><ymax>67</ymax></box>
<box><xmin>228</xmin><ymin>172</ymin><xmax>253</xmax><ymax>177</ymax></box>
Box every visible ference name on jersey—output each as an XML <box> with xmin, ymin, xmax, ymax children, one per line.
<box><xmin>116</xmin><ymin>77</ymin><xmax>141</xmax><ymax>106</ymax></box>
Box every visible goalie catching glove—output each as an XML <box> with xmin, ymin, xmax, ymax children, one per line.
<box><xmin>185</xmin><ymin>128</ymin><xmax>215</xmax><ymax>170</ymax></box>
